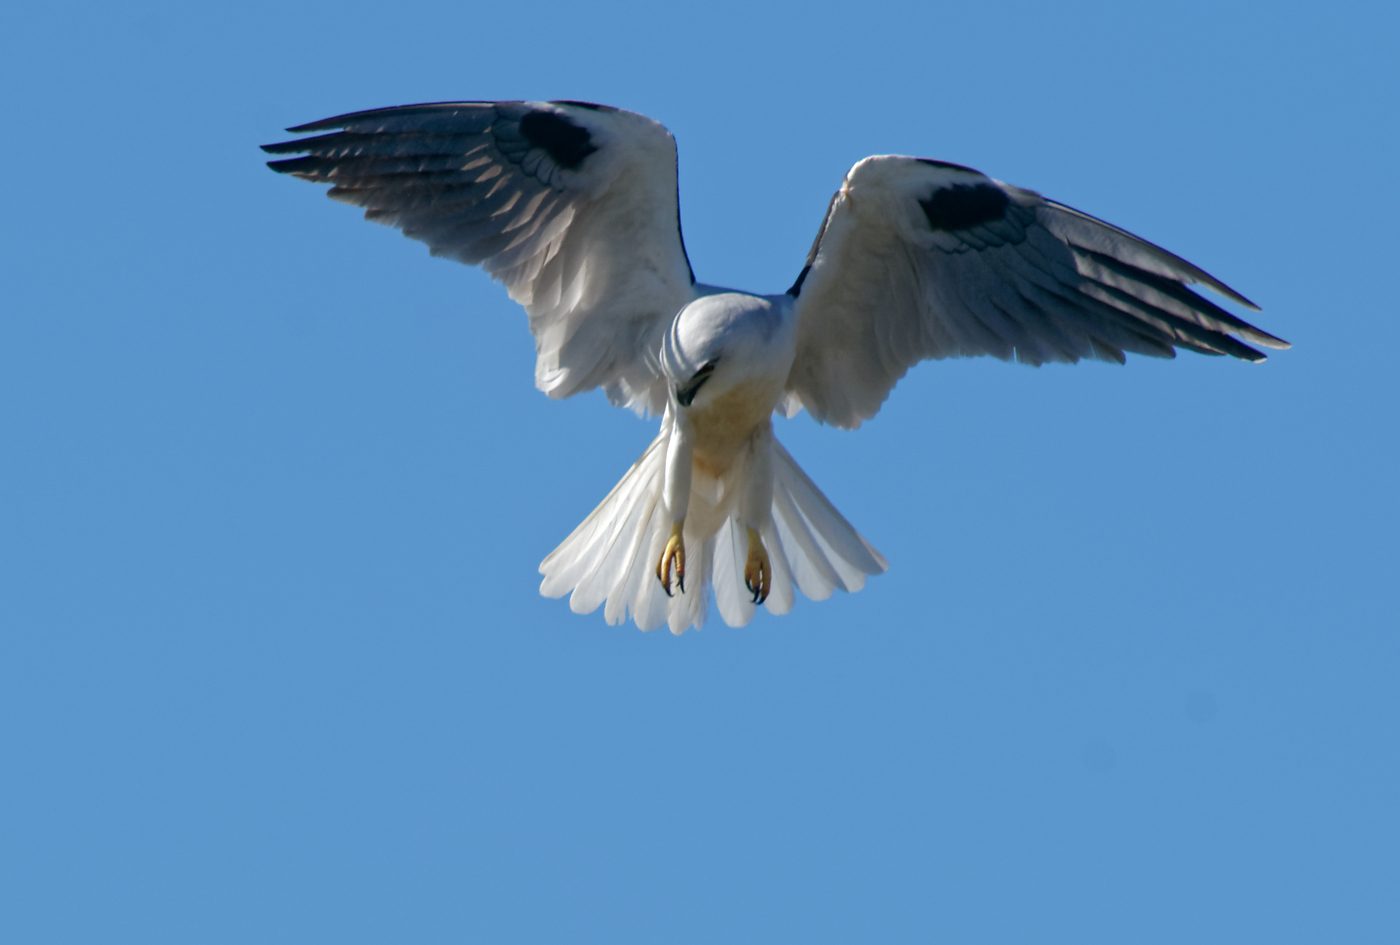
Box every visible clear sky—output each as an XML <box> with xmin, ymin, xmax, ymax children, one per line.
<box><xmin>3</xmin><ymin>0</ymin><xmax>1396</xmax><ymax>942</ymax></box>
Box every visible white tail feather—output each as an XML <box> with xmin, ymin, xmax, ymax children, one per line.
<box><xmin>539</xmin><ymin>430</ymin><xmax>886</xmax><ymax>633</ymax></box>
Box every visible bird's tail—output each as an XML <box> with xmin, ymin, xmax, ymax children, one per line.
<box><xmin>538</xmin><ymin>430</ymin><xmax>886</xmax><ymax>634</ymax></box>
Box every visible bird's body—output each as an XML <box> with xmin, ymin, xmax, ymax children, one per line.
<box><xmin>539</xmin><ymin>288</ymin><xmax>883</xmax><ymax>632</ymax></box>
<box><xmin>665</xmin><ymin>291</ymin><xmax>794</xmax><ymax>485</ymax></box>
<box><xmin>265</xmin><ymin>100</ymin><xmax>1286</xmax><ymax>633</ymax></box>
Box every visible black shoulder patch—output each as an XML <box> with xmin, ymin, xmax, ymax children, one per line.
<box><xmin>919</xmin><ymin>183</ymin><xmax>1010</xmax><ymax>232</ymax></box>
<box><xmin>519</xmin><ymin>109</ymin><xmax>598</xmax><ymax>170</ymax></box>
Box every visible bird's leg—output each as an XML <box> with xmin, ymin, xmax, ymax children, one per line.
<box><xmin>739</xmin><ymin>424</ymin><xmax>776</xmax><ymax>606</ymax></box>
<box><xmin>657</xmin><ymin>521</ymin><xmax>686</xmax><ymax>597</ymax></box>
<box><xmin>744</xmin><ymin>526</ymin><xmax>771</xmax><ymax>605</ymax></box>
<box><xmin>657</xmin><ymin>417</ymin><xmax>694</xmax><ymax>597</ymax></box>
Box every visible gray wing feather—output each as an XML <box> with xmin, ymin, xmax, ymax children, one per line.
<box><xmin>265</xmin><ymin>101</ymin><xmax>697</xmax><ymax>414</ymax></box>
<box><xmin>787</xmin><ymin>156</ymin><xmax>1287</xmax><ymax>428</ymax></box>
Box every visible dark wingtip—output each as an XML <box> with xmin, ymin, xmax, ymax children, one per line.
<box><xmin>262</xmin><ymin>143</ymin><xmax>297</xmax><ymax>159</ymax></box>
<box><xmin>262</xmin><ymin>138</ymin><xmax>309</xmax><ymax>155</ymax></box>
<box><xmin>263</xmin><ymin>154</ymin><xmax>317</xmax><ymax>176</ymax></box>
<box><xmin>1195</xmin><ymin>268</ymin><xmax>1261</xmax><ymax>312</ymax></box>
<box><xmin>1243</xmin><ymin>325</ymin><xmax>1289</xmax><ymax>350</ymax></box>
<box><xmin>286</xmin><ymin>116</ymin><xmax>344</xmax><ymax>134</ymax></box>
<box><xmin>282</xmin><ymin>101</ymin><xmax>496</xmax><ymax>135</ymax></box>
<box><xmin>262</xmin><ymin>138</ymin><xmax>322</xmax><ymax>174</ymax></box>
<box><xmin>1215</xmin><ymin>282</ymin><xmax>1262</xmax><ymax>312</ymax></box>
<box><xmin>1241</xmin><ymin>334</ymin><xmax>1288</xmax><ymax>356</ymax></box>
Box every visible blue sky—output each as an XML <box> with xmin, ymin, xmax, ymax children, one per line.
<box><xmin>3</xmin><ymin>0</ymin><xmax>1396</xmax><ymax>941</ymax></box>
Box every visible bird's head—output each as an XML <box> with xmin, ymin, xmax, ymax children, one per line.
<box><xmin>661</xmin><ymin>292</ymin><xmax>793</xmax><ymax>409</ymax></box>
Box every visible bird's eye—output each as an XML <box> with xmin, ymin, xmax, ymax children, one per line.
<box><xmin>675</xmin><ymin>360</ymin><xmax>718</xmax><ymax>407</ymax></box>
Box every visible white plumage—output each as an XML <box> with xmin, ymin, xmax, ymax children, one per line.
<box><xmin>266</xmin><ymin>100</ymin><xmax>1285</xmax><ymax>633</ymax></box>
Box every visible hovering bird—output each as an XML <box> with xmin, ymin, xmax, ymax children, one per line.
<box><xmin>265</xmin><ymin>100</ymin><xmax>1286</xmax><ymax>634</ymax></box>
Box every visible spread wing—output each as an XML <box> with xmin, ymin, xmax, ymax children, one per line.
<box><xmin>785</xmin><ymin>156</ymin><xmax>1287</xmax><ymax>428</ymax></box>
<box><xmin>264</xmin><ymin>101</ymin><xmax>698</xmax><ymax>414</ymax></box>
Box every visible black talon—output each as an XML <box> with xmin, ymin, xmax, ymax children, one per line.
<box><xmin>746</xmin><ymin>576</ymin><xmax>760</xmax><ymax>604</ymax></box>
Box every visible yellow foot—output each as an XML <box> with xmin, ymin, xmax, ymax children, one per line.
<box><xmin>656</xmin><ymin>522</ymin><xmax>686</xmax><ymax>597</ymax></box>
<box><xmin>745</xmin><ymin>527</ymin><xmax>771</xmax><ymax>605</ymax></box>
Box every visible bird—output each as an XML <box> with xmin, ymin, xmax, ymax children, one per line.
<box><xmin>263</xmin><ymin>100</ymin><xmax>1286</xmax><ymax>634</ymax></box>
